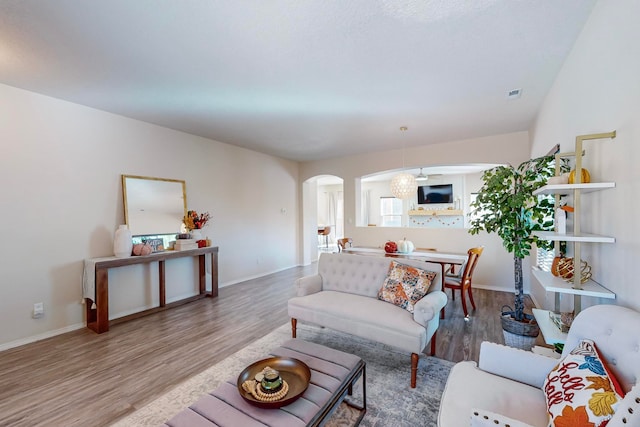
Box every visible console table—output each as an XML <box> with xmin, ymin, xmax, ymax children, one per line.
<box><xmin>83</xmin><ymin>246</ymin><xmax>219</xmax><ymax>333</ymax></box>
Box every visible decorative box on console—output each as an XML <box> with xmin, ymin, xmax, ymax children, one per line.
<box><xmin>175</xmin><ymin>239</ymin><xmax>198</xmax><ymax>251</ymax></box>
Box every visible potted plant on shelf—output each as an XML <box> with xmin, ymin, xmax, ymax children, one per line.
<box><xmin>469</xmin><ymin>155</ymin><xmax>556</xmax><ymax>350</ymax></box>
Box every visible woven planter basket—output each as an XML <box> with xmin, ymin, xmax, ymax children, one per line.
<box><xmin>502</xmin><ymin>330</ymin><xmax>537</xmax><ymax>351</ymax></box>
<box><xmin>501</xmin><ymin>314</ymin><xmax>540</xmax><ymax>350</ymax></box>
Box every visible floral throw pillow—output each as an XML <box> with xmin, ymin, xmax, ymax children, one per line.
<box><xmin>377</xmin><ymin>261</ymin><xmax>436</xmax><ymax>313</ymax></box>
<box><xmin>543</xmin><ymin>339</ymin><xmax>625</xmax><ymax>427</ymax></box>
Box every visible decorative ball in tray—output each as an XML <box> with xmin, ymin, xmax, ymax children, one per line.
<box><xmin>237</xmin><ymin>357</ymin><xmax>311</xmax><ymax>409</ymax></box>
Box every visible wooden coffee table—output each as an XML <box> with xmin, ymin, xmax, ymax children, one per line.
<box><xmin>164</xmin><ymin>339</ymin><xmax>366</xmax><ymax>427</ymax></box>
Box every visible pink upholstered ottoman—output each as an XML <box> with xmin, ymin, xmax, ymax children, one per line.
<box><xmin>163</xmin><ymin>339</ymin><xmax>366</xmax><ymax>427</ymax></box>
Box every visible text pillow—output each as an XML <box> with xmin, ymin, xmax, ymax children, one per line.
<box><xmin>377</xmin><ymin>261</ymin><xmax>436</xmax><ymax>313</ymax></box>
<box><xmin>543</xmin><ymin>339</ymin><xmax>625</xmax><ymax>427</ymax></box>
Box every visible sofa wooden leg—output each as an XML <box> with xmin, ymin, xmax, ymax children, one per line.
<box><xmin>430</xmin><ymin>331</ymin><xmax>437</xmax><ymax>356</ymax></box>
<box><xmin>411</xmin><ymin>353</ymin><xmax>418</xmax><ymax>388</ymax></box>
<box><xmin>291</xmin><ymin>318</ymin><xmax>297</xmax><ymax>338</ymax></box>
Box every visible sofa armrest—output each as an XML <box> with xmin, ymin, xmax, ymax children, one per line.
<box><xmin>413</xmin><ymin>291</ymin><xmax>447</xmax><ymax>327</ymax></box>
<box><xmin>294</xmin><ymin>274</ymin><xmax>323</xmax><ymax>297</ymax></box>
<box><xmin>470</xmin><ymin>408</ymin><xmax>535</xmax><ymax>427</ymax></box>
<box><xmin>609</xmin><ymin>385</ymin><xmax>640</xmax><ymax>426</ymax></box>
<box><xmin>478</xmin><ymin>342</ymin><xmax>559</xmax><ymax>389</ymax></box>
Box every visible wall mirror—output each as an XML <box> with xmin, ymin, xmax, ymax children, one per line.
<box><xmin>122</xmin><ymin>175</ymin><xmax>187</xmax><ymax>237</ymax></box>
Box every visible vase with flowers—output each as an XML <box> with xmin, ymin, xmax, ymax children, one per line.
<box><xmin>183</xmin><ymin>210</ymin><xmax>211</xmax><ymax>241</ymax></box>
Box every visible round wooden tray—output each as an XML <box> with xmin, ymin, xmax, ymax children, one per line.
<box><xmin>237</xmin><ymin>357</ymin><xmax>311</xmax><ymax>409</ymax></box>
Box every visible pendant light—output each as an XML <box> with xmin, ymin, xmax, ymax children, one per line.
<box><xmin>390</xmin><ymin>126</ymin><xmax>418</xmax><ymax>199</ymax></box>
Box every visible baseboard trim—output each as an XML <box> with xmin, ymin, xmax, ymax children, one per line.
<box><xmin>529</xmin><ymin>293</ymin><xmax>542</xmax><ymax>309</ymax></box>
<box><xmin>472</xmin><ymin>283</ymin><xmax>513</xmax><ymax>293</ymax></box>
<box><xmin>1</xmin><ymin>264</ymin><xmax>306</xmax><ymax>352</ymax></box>
<box><xmin>220</xmin><ymin>264</ymin><xmax>300</xmax><ymax>288</ymax></box>
<box><xmin>0</xmin><ymin>322</ymin><xmax>85</xmax><ymax>352</ymax></box>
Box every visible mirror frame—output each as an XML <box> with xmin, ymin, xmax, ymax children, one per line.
<box><xmin>122</xmin><ymin>174</ymin><xmax>187</xmax><ymax>237</ymax></box>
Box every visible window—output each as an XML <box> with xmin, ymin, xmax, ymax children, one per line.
<box><xmin>380</xmin><ymin>197</ymin><xmax>403</xmax><ymax>227</ymax></box>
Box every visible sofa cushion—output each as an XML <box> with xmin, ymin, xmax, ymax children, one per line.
<box><xmin>319</xmin><ymin>253</ymin><xmax>393</xmax><ymax>297</ymax></box>
<box><xmin>543</xmin><ymin>339</ymin><xmax>624</xmax><ymax>427</ymax></box>
<box><xmin>317</xmin><ymin>252</ymin><xmax>442</xmax><ymax>298</ymax></box>
<box><xmin>288</xmin><ymin>290</ymin><xmax>428</xmax><ymax>354</ymax></box>
<box><xmin>438</xmin><ymin>361</ymin><xmax>549</xmax><ymax>427</ymax></box>
<box><xmin>378</xmin><ymin>260</ymin><xmax>436</xmax><ymax>313</ymax></box>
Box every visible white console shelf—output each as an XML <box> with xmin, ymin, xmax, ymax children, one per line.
<box><xmin>533</xmin><ymin>182</ymin><xmax>615</xmax><ymax>196</ymax></box>
<box><xmin>532</xmin><ymin>230</ymin><xmax>615</xmax><ymax>243</ymax></box>
<box><xmin>532</xmin><ymin>308</ymin><xmax>568</xmax><ymax>345</ymax></box>
<box><xmin>532</xmin><ymin>268</ymin><xmax>615</xmax><ymax>299</ymax></box>
<box><xmin>408</xmin><ymin>209</ymin><xmax>463</xmax><ymax>216</ymax></box>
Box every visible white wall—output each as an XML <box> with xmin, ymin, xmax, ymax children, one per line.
<box><xmin>300</xmin><ymin>131</ymin><xmax>532</xmax><ymax>292</ymax></box>
<box><xmin>529</xmin><ymin>0</ymin><xmax>640</xmax><ymax>312</ymax></box>
<box><xmin>361</xmin><ymin>180</ymin><xmax>391</xmax><ymax>226</ymax></box>
<box><xmin>0</xmin><ymin>83</ymin><xmax>299</xmax><ymax>348</ymax></box>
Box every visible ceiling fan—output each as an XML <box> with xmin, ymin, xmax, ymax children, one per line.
<box><xmin>415</xmin><ymin>168</ymin><xmax>444</xmax><ymax>182</ymax></box>
<box><xmin>416</xmin><ymin>168</ymin><xmax>429</xmax><ymax>181</ymax></box>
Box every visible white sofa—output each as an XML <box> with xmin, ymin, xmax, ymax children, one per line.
<box><xmin>288</xmin><ymin>252</ymin><xmax>447</xmax><ymax>388</ymax></box>
<box><xmin>438</xmin><ymin>304</ymin><xmax>640</xmax><ymax>426</ymax></box>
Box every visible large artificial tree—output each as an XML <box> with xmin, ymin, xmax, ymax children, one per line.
<box><xmin>469</xmin><ymin>155</ymin><xmax>556</xmax><ymax>322</ymax></box>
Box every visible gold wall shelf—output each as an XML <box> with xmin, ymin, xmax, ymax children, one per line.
<box><xmin>533</xmin><ymin>131</ymin><xmax>616</xmax><ymax>317</ymax></box>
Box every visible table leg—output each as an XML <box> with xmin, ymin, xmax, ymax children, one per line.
<box><xmin>209</xmin><ymin>251</ymin><xmax>219</xmax><ymax>298</ymax></box>
<box><xmin>344</xmin><ymin>362</ymin><xmax>366</xmax><ymax>426</ymax></box>
<box><xmin>91</xmin><ymin>267</ymin><xmax>110</xmax><ymax>333</ymax></box>
<box><xmin>198</xmin><ymin>254</ymin><xmax>206</xmax><ymax>295</ymax></box>
<box><xmin>159</xmin><ymin>260</ymin><xmax>166</xmax><ymax>307</ymax></box>
<box><xmin>440</xmin><ymin>263</ymin><xmax>446</xmax><ymax>319</ymax></box>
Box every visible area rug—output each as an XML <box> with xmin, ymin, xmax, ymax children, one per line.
<box><xmin>112</xmin><ymin>323</ymin><xmax>454</xmax><ymax>426</ymax></box>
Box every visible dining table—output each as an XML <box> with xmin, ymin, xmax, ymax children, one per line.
<box><xmin>342</xmin><ymin>246</ymin><xmax>468</xmax><ymax>319</ymax></box>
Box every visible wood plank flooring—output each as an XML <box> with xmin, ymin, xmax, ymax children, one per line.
<box><xmin>0</xmin><ymin>262</ymin><xmax>538</xmax><ymax>427</ymax></box>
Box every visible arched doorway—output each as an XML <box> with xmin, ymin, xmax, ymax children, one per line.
<box><xmin>301</xmin><ymin>175</ymin><xmax>344</xmax><ymax>264</ymax></box>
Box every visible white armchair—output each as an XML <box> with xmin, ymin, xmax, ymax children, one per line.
<box><xmin>438</xmin><ymin>305</ymin><xmax>640</xmax><ymax>426</ymax></box>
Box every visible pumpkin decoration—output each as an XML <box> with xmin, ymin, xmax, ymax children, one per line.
<box><xmin>551</xmin><ymin>255</ymin><xmax>565</xmax><ymax>277</ymax></box>
<box><xmin>555</xmin><ymin>257</ymin><xmax>574</xmax><ymax>279</ymax></box>
<box><xmin>568</xmin><ymin>168</ymin><xmax>591</xmax><ymax>184</ymax></box>
<box><xmin>132</xmin><ymin>243</ymin><xmax>152</xmax><ymax>256</ymax></box>
<box><xmin>396</xmin><ymin>238</ymin><xmax>415</xmax><ymax>253</ymax></box>
<box><xmin>555</xmin><ymin>257</ymin><xmax>592</xmax><ymax>284</ymax></box>
<box><xmin>384</xmin><ymin>241</ymin><xmax>398</xmax><ymax>253</ymax></box>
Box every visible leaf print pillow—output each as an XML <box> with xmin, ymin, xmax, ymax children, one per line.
<box><xmin>543</xmin><ymin>339</ymin><xmax>625</xmax><ymax>427</ymax></box>
<box><xmin>377</xmin><ymin>261</ymin><xmax>436</xmax><ymax>313</ymax></box>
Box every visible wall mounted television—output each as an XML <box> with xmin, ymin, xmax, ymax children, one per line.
<box><xmin>417</xmin><ymin>184</ymin><xmax>453</xmax><ymax>204</ymax></box>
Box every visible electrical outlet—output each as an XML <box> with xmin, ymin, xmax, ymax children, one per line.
<box><xmin>32</xmin><ymin>302</ymin><xmax>44</xmax><ymax>319</ymax></box>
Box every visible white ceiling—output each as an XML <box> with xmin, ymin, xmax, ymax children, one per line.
<box><xmin>0</xmin><ymin>0</ymin><xmax>597</xmax><ymax>161</ymax></box>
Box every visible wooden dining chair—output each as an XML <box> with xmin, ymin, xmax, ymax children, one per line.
<box><xmin>337</xmin><ymin>237</ymin><xmax>353</xmax><ymax>252</ymax></box>
<box><xmin>444</xmin><ymin>247</ymin><xmax>484</xmax><ymax>318</ymax></box>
